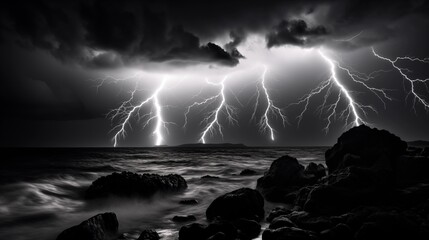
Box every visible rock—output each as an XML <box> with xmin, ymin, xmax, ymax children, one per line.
<box><xmin>422</xmin><ymin>147</ymin><xmax>429</xmax><ymax>157</ymax></box>
<box><xmin>172</xmin><ymin>215</ymin><xmax>197</xmax><ymax>222</ymax></box>
<box><xmin>56</xmin><ymin>212</ymin><xmax>118</xmax><ymax>240</ymax></box>
<box><xmin>262</xmin><ymin>227</ymin><xmax>317</xmax><ymax>240</ymax></box>
<box><xmin>266</xmin><ymin>207</ymin><xmax>292</xmax><ymax>222</ymax></box>
<box><xmin>269</xmin><ymin>216</ymin><xmax>296</xmax><ymax>229</ymax></box>
<box><xmin>179</xmin><ymin>223</ymin><xmax>208</xmax><ymax>240</ymax></box>
<box><xmin>206</xmin><ymin>188</ymin><xmax>264</xmax><ymax>221</ymax></box>
<box><xmin>320</xmin><ymin>223</ymin><xmax>353</xmax><ymax>240</ymax></box>
<box><xmin>86</xmin><ymin>171</ymin><xmax>187</xmax><ymax>199</ymax></box>
<box><xmin>257</xmin><ymin>156</ymin><xmax>322</xmax><ymax>202</ymax></box>
<box><xmin>137</xmin><ymin>229</ymin><xmax>159</xmax><ymax>240</ymax></box>
<box><xmin>240</xmin><ymin>169</ymin><xmax>258</xmax><ymax>176</ymax></box>
<box><xmin>325</xmin><ymin>125</ymin><xmax>407</xmax><ymax>173</ymax></box>
<box><xmin>179</xmin><ymin>199</ymin><xmax>199</xmax><ymax>205</ymax></box>
<box><xmin>206</xmin><ymin>220</ymin><xmax>237</xmax><ymax>240</ymax></box>
<box><xmin>234</xmin><ymin>218</ymin><xmax>261</xmax><ymax>239</ymax></box>
<box><xmin>285</xmin><ymin>211</ymin><xmax>334</xmax><ymax>233</ymax></box>
<box><xmin>304</xmin><ymin>163</ymin><xmax>326</xmax><ymax>179</ymax></box>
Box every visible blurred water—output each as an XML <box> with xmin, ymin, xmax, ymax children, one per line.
<box><xmin>0</xmin><ymin>147</ymin><xmax>326</xmax><ymax>240</ymax></box>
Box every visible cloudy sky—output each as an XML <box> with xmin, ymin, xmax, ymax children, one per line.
<box><xmin>1</xmin><ymin>0</ymin><xmax>428</xmax><ymax>147</ymax></box>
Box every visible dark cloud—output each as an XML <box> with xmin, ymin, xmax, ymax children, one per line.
<box><xmin>266</xmin><ymin>19</ymin><xmax>328</xmax><ymax>48</ymax></box>
<box><xmin>224</xmin><ymin>30</ymin><xmax>245</xmax><ymax>59</ymax></box>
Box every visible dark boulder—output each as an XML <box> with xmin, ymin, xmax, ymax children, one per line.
<box><xmin>179</xmin><ymin>223</ymin><xmax>208</xmax><ymax>240</ymax></box>
<box><xmin>172</xmin><ymin>215</ymin><xmax>197</xmax><ymax>223</ymax></box>
<box><xmin>394</xmin><ymin>156</ymin><xmax>429</xmax><ymax>185</ymax></box>
<box><xmin>56</xmin><ymin>212</ymin><xmax>118</xmax><ymax>240</ymax></box>
<box><xmin>320</xmin><ymin>223</ymin><xmax>353</xmax><ymax>240</ymax></box>
<box><xmin>206</xmin><ymin>220</ymin><xmax>237</xmax><ymax>240</ymax></box>
<box><xmin>201</xmin><ymin>175</ymin><xmax>220</xmax><ymax>179</ymax></box>
<box><xmin>85</xmin><ymin>171</ymin><xmax>187</xmax><ymax>199</ymax></box>
<box><xmin>325</xmin><ymin>125</ymin><xmax>407</xmax><ymax>173</ymax></box>
<box><xmin>240</xmin><ymin>169</ymin><xmax>258</xmax><ymax>176</ymax></box>
<box><xmin>137</xmin><ymin>229</ymin><xmax>159</xmax><ymax>240</ymax></box>
<box><xmin>207</xmin><ymin>232</ymin><xmax>227</xmax><ymax>240</ymax></box>
<box><xmin>285</xmin><ymin>211</ymin><xmax>334</xmax><ymax>233</ymax></box>
<box><xmin>257</xmin><ymin>156</ymin><xmax>322</xmax><ymax>202</ymax></box>
<box><xmin>206</xmin><ymin>188</ymin><xmax>264</xmax><ymax>221</ymax></box>
<box><xmin>269</xmin><ymin>216</ymin><xmax>297</xmax><ymax>229</ymax></box>
<box><xmin>262</xmin><ymin>227</ymin><xmax>317</xmax><ymax>240</ymax></box>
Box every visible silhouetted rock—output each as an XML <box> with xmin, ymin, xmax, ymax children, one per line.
<box><xmin>325</xmin><ymin>125</ymin><xmax>407</xmax><ymax>173</ymax></box>
<box><xmin>172</xmin><ymin>215</ymin><xmax>197</xmax><ymax>222</ymax></box>
<box><xmin>257</xmin><ymin>156</ymin><xmax>323</xmax><ymax>202</ymax></box>
<box><xmin>179</xmin><ymin>199</ymin><xmax>199</xmax><ymax>205</ymax></box>
<box><xmin>85</xmin><ymin>171</ymin><xmax>187</xmax><ymax>199</ymax></box>
<box><xmin>137</xmin><ymin>229</ymin><xmax>159</xmax><ymax>240</ymax></box>
<box><xmin>266</xmin><ymin>207</ymin><xmax>292</xmax><ymax>222</ymax></box>
<box><xmin>262</xmin><ymin>226</ymin><xmax>317</xmax><ymax>240</ymax></box>
<box><xmin>56</xmin><ymin>212</ymin><xmax>118</xmax><ymax>240</ymax></box>
<box><xmin>179</xmin><ymin>223</ymin><xmax>208</xmax><ymax>240</ymax></box>
<box><xmin>206</xmin><ymin>188</ymin><xmax>264</xmax><ymax>221</ymax></box>
<box><xmin>201</xmin><ymin>175</ymin><xmax>220</xmax><ymax>179</ymax></box>
<box><xmin>206</xmin><ymin>219</ymin><xmax>238</xmax><ymax>240</ymax></box>
<box><xmin>240</xmin><ymin>169</ymin><xmax>258</xmax><ymax>176</ymax></box>
<box><xmin>284</xmin><ymin>211</ymin><xmax>334</xmax><ymax>233</ymax></box>
<box><xmin>234</xmin><ymin>218</ymin><xmax>261</xmax><ymax>239</ymax></box>
<box><xmin>395</xmin><ymin>156</ymin><xmax>429</xmax><ymax>185</ymax></box>
<box><xmin>304</xmin><ymin>163</ymin><xmax>326</xmax><ymax>179</ymax></box>
<box><xmin>207</xmin><ymin>232</ymin><xmax>227</xmax><ymax>240</ymax></box>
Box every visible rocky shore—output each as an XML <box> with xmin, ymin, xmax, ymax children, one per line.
<box><xmin>56</xmin><ymin>125</ymin><xmax>429</xmax><ymax>240</ymax></box>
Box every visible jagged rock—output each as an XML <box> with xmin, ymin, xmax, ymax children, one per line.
<box><xmin>172</xmin><ymin>215</ymin><xmax>197</xmax><ymax>223</ymax></box>
<box><xmin>325</xmin><ymin>125</ymin><xmax>407</xmax><ymax>173</ymax></box>
<box><xmin>206</xmin><ymin>220</ymin><xmax>237</xmax><ymax>240</ymax></box>
<box><xmin>137</xmin><ymin>229</ymin><xmax>159</xmax><ymax>240</ymax></box>
<box><xmin>320</xmin><ymin>223</ymin><xmax>353</xmax><ymax>240</ymax></box>
<box><xmin>179</xmin><ymin>199</ymin><xmax>199</xmax><ymax>205</ymax></box>
<box><xmin>206</xmin><ymin>188</ymin><xmax>264</xmax><ymax>221</ymax></box>
<box><xmin>56</xmin><ymin>212</ymin><xmax>118</xmax><ymax>240</ymax></box>
<box><xmin>266</xmin><ymin>207</ymin><xmax>292</xmax><ymax>222</ymax></box>
<box><xmin>284</xmin><ymin>211</ymin><xmax>334</xmax><ymax>233</ymax></box>
<box><xmin>179</xmin><ymin>223</ymin><xmax>208</xmax><ymax>240</ymax></box>
<box><xmin>257</xmin><ymin>156</ymin><xmax>323</xmax><ymax>202</ymax></box>
<box><xmin>86</xmin><ymin>171</ymin><xmax>187</xmax><ymax>199</ymax></box>
<box><xmin>240</xmin><ymin>169</ymin><xmax>258</xmax><ymax>176</ymax></box>
<box><xmin>262</xmin><ymin>226</ymin><xmax>317</xmax><ymax>240</ymax></box>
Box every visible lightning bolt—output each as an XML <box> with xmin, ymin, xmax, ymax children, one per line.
<box><xmin>251</xmin><ymin>66</ymin><xmax>287</xmax><ymax>141</ymax></box>
<box><xmin>290</xmin><ymin>50</ymin><xmax>391</xmax><ymax>132</ymax></box>
<box><xmin>108</xmin><ymin>77</ymin><xmax>170</xmax><ymax>147</ymax></box>
<box><xmin>184</xmin><ymin>76</ymin><xmax>238</xmax><ymax>143</ymax></box>
<box><xmin>371</xmin><ymin>48</ymin><xmax>429</xmax><ymax>111</ymax></box>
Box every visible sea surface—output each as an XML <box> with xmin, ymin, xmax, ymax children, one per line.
<box><xmin>0</xmin><ymin>147</ymin><xmax>327</xmax><ymax>240</ymax></box>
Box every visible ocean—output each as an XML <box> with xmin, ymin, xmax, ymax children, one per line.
<box><xmin>0</xmin><ymin>147</ymin><xmax>327</xmax><ymax>240</ymax></box>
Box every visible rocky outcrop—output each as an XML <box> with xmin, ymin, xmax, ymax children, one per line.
<box><xmin>325</xmin><ymin>125</ymin><xmax>407</xmax><ymax>173</ymax></box>
<box><xmin>85</xmin><ymin>171</ymin><xmax>187</xmax><ymax>199</ymax></box>
<box><xmin>56</xmin><ymin>212</ymin><xmax>118</xmax><ymax>240</ymax></box>
<box><xmin>172</xmin><ymin>215</ymin><xmax>197</xmax><ymax>223</ymax></box>
<box><xmin>256</xmin><ymin>155</ymin><xmax>325</xmax><ymax>202</ymax></box>
<box><xmin>262</xmin><ymin>226</ymin><xmax>317</xmax><ymax>240</ymax></box>
<box><xmin>240</xmin><ymin>169</ymin><xmax>258</xmax><ymax>176</ymax></box>
<box><xmin>206</xmin><ymin>188</ymin><xmax>264</xmax><ymax>221</ymax></box>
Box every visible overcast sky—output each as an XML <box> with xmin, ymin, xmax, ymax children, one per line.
<box><xmin>1</xmin><ymin>0</ymin><xmax>429</xmax><ymax>147</ymax></box>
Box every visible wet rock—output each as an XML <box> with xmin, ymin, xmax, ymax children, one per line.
<box><xmin>56</xmin><ymin>212</ymin><xmax>118</xmax><ymax>240</ymax></box>
<box><xmin>172</xmin><ymin>215</ymin><xmax>197</xmax><ymax>223</ymax></box>
<box><xmin>240</xmin><ymin>169</ymin><xmax>258</xmax><ymax>176</ymax></box>
<box><xmin>234</xmin><ymin>218</ymin><xmax>261</xmax><ymax>239</ymax></box>
<box><xmin>206</xmin><ymin>188</ymin><xmax>264</xmax><ymax>221</ymax></box>
<box><xmin>285</xmin><ymin>211</ymin><xmax>334</xmax><ymax>233</ymax></box>
<box><xmin>266</xmin><ymin>207</ymin><xmax>292</xmax><ymax>222</ymax></box>
<box><xmin>179</xmin><ymin>199</ymin><xmax>199</xmax><ymax>205</ymax></box>
<box><xmin>201</xmin><ymin>175</ymin><xmax>220</xmax><ymax>179</ymax></box>
<box><xmin>262</xmin><ymin>226</ymin><xmax>317</xmax><ymax>240</ymax></box>
<box><xmin>86</xmin><ymin>171</ymin><xmax>187</xmax><ymax>199</ymax></box>
<box><xmin>137</xmin><ymin>229</ymin><xmax>159</xmax><ymax>240</ymax></box>
<box><xmin>207</xmin><ymin>232</ymin><xmax>226</xmax><ymax>240</ymax></box>
<box><xmin>325</xmin><ymin>125</ymin><xmax>407</xmax><ymax>173</ymax></box>
<box><xmin>179</xmin><ymin>223</ymin><xmax>208</xmax><ymax>240</ymax></box>
<box><xmin>269</xmin><ymin>216</ymin><xmax>296</xmax><ymax>229</ymax></box>
<box><xmin>257</xmin><ymin>156</ymin><xmax>322</xmax><ymax>202</ymax></box>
